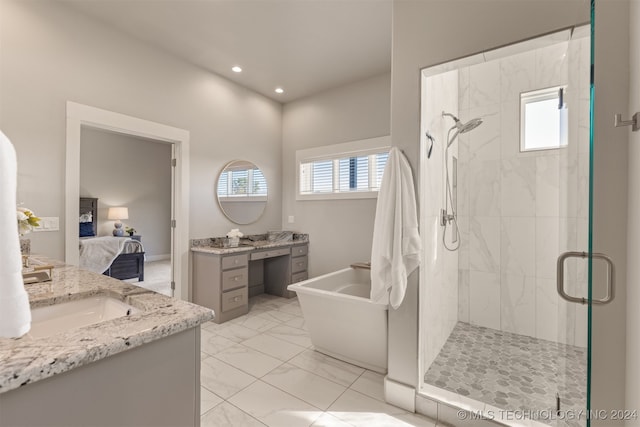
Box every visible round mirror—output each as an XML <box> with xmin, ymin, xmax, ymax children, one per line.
<box><xmin>216</xmin><ymin>160</ymin><xmax>268</xmax><ymax>224</ymax></box>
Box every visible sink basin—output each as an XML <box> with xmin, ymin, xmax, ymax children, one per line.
<box><xmin>29</xmin><ymin>296</ymin><xmax>140</xmax><ymax>338</ymax></box>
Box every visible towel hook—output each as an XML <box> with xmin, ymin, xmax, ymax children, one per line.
<box><xmin>614</xmin><ymin>113</ymin><xmax>639</xmax><ymax>132</ymax></box>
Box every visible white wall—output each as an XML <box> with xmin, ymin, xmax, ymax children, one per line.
<box><xmin>80</xmin><ymin>127</ymin><xmax>172</xmax><ymax>258</ymax></box>
<box><xmin>0</xmin><ymin>0</ymin><xmax>283</xmax><ymax>261</ymax></box>
<box><xmin>390</xmin><ymin>0</ymin><xmax>590</xmax><ymax>392</ymax></box>
<box><xmin>627</xmin><ymin>2</ymin><xmax>640</xmax><ymax>423</ymax></box>
<box><xmin>282</xmin><ymin>73</ymin><xmax>391</xmax><ymax>277</ymax></box>
<box><xmin>590</xmin><ymin>1</ymin><xmax>629</xmax><ymax>422</ymax></box>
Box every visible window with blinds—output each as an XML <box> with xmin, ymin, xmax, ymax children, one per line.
<box><xmin>295</xmin><ymin>135</ymin><xmax>391</xmax><ymax>200</ymax></box>
<box><xmin>299</xmin><ymin>151</ymin><xmax>389</xmax><ymax>196</ymax></box>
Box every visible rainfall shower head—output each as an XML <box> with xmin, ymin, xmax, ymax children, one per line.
<box><xmin>442</xmin><ymin>112</ymin><xmax>483</xmax><ymax>147</ymax></box>
<box><xmin>442</xmin><ymin>111</ymin><xmax>483</xmax><ymax>134</ymax></box>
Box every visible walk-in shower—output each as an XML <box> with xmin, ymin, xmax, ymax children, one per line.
<box><xmin>418</xmin><ymin>24</ymin><xmax>592</xmax><ymax>427</ymax></box>
<box><xmin>440</xmin><ymin>111</ymin><xmax>483</xmax><ymax>251</ymax></box>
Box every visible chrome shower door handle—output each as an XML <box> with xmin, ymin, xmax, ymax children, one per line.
<box><xmin>556</xmin><ymin>251</ymin><xmax>615</xmax><ymax>305</ymax></box>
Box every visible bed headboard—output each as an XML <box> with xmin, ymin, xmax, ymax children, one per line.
<box><xmin>79</xmin><ymin>197</ymin><xmax>98</xmax><ymax>237</ymax></box>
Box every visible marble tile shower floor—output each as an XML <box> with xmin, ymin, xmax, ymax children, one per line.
<box><xmin>199</xmin><ymin>294</ymin><xmax>436</xmax><ymax>427</ymax></box>
<box><xmin>424</xmin><ymin>322</ymin><xmax>587</xmax><ymax>427</ymax></box>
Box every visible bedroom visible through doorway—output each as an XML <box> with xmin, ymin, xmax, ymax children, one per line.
<box><xmin>79</xmin><ymin>127</ymin><xmax>174</xmax><ymax>296</ymax></box>
<box><xmin>66</xmin><ymin>101</ymin><xmax>190</xmax><ymax>300</ymax></box>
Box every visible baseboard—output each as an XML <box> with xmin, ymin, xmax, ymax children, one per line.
<box><xmin>384</xmin><ymin>377</ymin><xmax>415</xmax><ymax>412</ymax></box>
<box><xmin>145</xmin><ymin>254</ymin><xmax>170</xmax><ymax>262</ymax></box>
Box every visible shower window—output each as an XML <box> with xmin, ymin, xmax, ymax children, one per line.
<box><xmin>520</xmin><ymin>86</ymin><xmax>568</xmax><ymax>152</ymax></box>
<box><xmin>296</xmin><ymin>136</ymin><xmax>390</xmax><ymax>200</ymax></box>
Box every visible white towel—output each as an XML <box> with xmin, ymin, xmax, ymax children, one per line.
<box><xmin>0</xmin><ymin>131</ymin><xmax>31</xmax><ymax>338</ymax></box>
<box><xmin>370</xmin><ymin>147</ymin><xmax>421</xmax><ymax>309</ymax></box>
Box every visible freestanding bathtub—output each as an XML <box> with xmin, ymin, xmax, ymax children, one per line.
<box><xmin>287</xmin><ymin>267</ymin><xmax>388</xmax><ymax>374</ymax></box>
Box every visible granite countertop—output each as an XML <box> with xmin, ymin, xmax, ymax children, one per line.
<box><xmin>0</xmin><ymin>258</ymin><xmax>213</xmax><ymax>395</ymax></box>
<box><xmin>191</xmin><ymin>233</ymin><xmax>309</xmax><ymax>255</ymax></box>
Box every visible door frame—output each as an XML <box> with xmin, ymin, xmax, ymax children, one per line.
<box><xmin>65</xmin><ymin>101</ymin><xmax>190</xmax><ymax>300</ymax></box>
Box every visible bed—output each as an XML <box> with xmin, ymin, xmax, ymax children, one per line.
<box><xmin>79</xmin><ymin>197</ymin><xmax>145</xmax><ymax>281</ymax></box>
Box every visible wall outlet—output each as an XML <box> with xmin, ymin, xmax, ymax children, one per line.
<box><xmin>288</xmin><ymin>215</ymin><xmax>295</xmax><ymax>224</ymax></box>
<box><xmin>33</xmin><ymin>216</ymin><xmax>59</xmax><ymax>232</ymax></box>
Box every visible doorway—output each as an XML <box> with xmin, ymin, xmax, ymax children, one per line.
<box><xmin>79</xmin><ymin>127</ymin><xmax>174</xmax><ymax>296</ymax></box>
<box><xmin>65</xmin><ymin>102</ymin><xmax>190</xmax><ymax>300</ymax></box>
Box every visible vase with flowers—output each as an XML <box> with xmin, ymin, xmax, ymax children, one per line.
<box><xmin>226</xmin><ymin>228</ymin><xmax>243</xmax><ymax>248</ymax></box>
<box><xmin>17</xmin><ymin>206</ymin><xmax>40</xmax><ymax>265</ymax></box>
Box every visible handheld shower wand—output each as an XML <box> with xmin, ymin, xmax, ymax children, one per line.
<box><xmin>440</xmin><ymin>111</ymin><xmax>483</xmax><ymax>251</ymax></box>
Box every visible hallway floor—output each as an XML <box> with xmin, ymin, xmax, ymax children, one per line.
<box><xmin>199</xmin><ymin>294</ymin><xmax>436</xmax><ymax>427</ymax></box>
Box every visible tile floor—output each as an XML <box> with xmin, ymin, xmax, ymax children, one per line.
<box><xmin>125</xmin><ymin>259</ymin><xmax>172</xmax><ymax>296</ymax></box>
<box><xmin>424</xmin><ymin>322</ymin><xmax>587</xmax><ymax>427</ymax></box>
<box><xmin>199</xmin><ymin>294</ymin><xmax>437</xmax><ymax>427</ymax></box>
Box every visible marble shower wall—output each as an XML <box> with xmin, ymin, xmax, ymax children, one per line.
<box><xmin>421</xmin><ymin>69</ymin><xmax>460</xmax><ymax>370</ymax></box>
<box><xmin>456</xmin><ymin>36</ymin><xmax>591</xmax><ymax>347</ymax></box>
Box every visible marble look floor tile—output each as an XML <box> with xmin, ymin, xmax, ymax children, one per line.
<box><xmin>394</xmin><ymin>413</ymin><xmax>438</xmax><ymax>427</ymax></box>
<box><xmin>253</xmin><ymin>309</ymin><xmax>299</xmax><ymax>324</ymax></box>
<box><xmin>327</xmin><ymin>389</ymin><xmax>409</xmax><ymax>427</ymax></box>
<box><xmin>230</xmin><ymin>314</ymin><xmax>280</xmax><ymax>332</ymax></box>
<box><xmin>201</xmin><ymin>320</ymin><xmax>227</xmax><ymax>332</ymax></box>
<box><xmin>201</xmin><ymin>329</ymin><xmax>237</xmax><ymax>355</ymax></box>
<box><xmin>267</xmin><ymin>324</ymin><xmax>313</xmax><ymax>348</ymax></box>
<box><xmin>242</xmin><ymin>333</ymin><xmax>306</xmax><ymax>361</ymax></box>
<box><xmin>310</xmin><ymin>413</ymin><xmax>354</xmax><ymax>427</ymax></box>
<box><xmin>201</xmin><ymin>402</ymin><xmax>267</xmax><ymax>427</ymax></box>
<box><xmin>285</xmin><ymin>315</ymin><xmax>308</xmax><ymax>330</ymax></box>
<box><xmin>228</xmin><ymin>380</ymin><xmax>323</xmax><ymax>427</ymax></box>
<box><xmin>349</xmin><ymin>370</ymin><xmax>385</xmax><ymax>402</ymax></box>
<box><xmin>215</xmin><ymin>323</ymin><xmax>262</xmax><ymax>343</ymax></box>
<box><xmin>200</xmin><ymin>386</ymin><xmax>223</xmax><ymax>415</ymax></box>
<box><xmin>278</xmin><ymin>302</ymin><xmax>303</xmax><ymax>317</ymax></box>
<box><xmin>214</xmin><ymin>344</ymin><xmax>283</xmax><ymax>378</ymax></box>
<box><xmin>262</xmin><ymin>363</ymin><xmax>348</xmax><ymax>410</ymax></box>
<box><xmin>289</xmin><ymin>350</ymin><xmax>365</xmax><ymax>387</ymax></box>
<box><xmin>200</xmin><ymin>356</ymin><xmax>256</xmax><ymax>399</ymax></box>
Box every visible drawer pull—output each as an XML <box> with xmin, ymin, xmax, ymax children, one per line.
<box><xmin>234</xmin><ymin>276</ymin><xmax>240</xmax><ymax>281</ymax></box>
<box><xmin>233</xmin><ymin>296</ymin><xmax>241</xmax><ymax>302</ymax></box>
<box><xmin>234</xmin><ymin>259</ymin><xmax>239</xmax><ymax>264</ymax></box>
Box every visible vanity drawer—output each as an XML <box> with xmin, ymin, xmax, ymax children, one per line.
<box><xmin>291</xmin><ymin>271</ymin><xmax>308</xmax><ymax>284</ymax></box>
<box><xmin>291</xmin><ymin>245</ymin><xmax>308</xmax><ymax>258</ymax></box>
<box><xmin>291</xmin><ymin>256</ymin><xmax>308</xmax><ymax>274</ymax></box>
<box><xmin>222</xmin><ymin>288</ymin><xmax>247</xmax><ymax>312</ymax></box>
<box><xmin>222</xmin><ymin>254</ymin><xmax>248</xmax><ymax>270</ymax></box>
<box><xmin>250</xmin><ymin>247</ymin><xmax>290</xmax><ymax>261</ymax></box>
<box><xmin>222</xmin><ymin>267</ymin><xmax>248</xmax><ymax>291</ymax></box>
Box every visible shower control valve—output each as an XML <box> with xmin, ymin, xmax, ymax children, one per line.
<box><xmin>441</xmin><ymin>209</ymin><xmax>455</xmax><ymax>226</ymax></box>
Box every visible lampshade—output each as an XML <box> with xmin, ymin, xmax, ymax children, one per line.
<box><xmin>107</xmin><ymin>207</ymin><xmax>129</xmax><ymax>220</ymax></box>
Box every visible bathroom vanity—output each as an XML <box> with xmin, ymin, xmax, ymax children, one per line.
<box><xmin>0</xmin><ymin>258</ymin><xmax>213</xmax><ymax>427</ymax></box>
<box><xmin>191</xmin><ymin>235</ymin><xmax>309</xmax><ymax>323</ymax></box>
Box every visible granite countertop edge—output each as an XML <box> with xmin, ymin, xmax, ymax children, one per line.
<box><xmin>191</xmin><ymin>236</ymin><xmax>309</xmax><ymax>255</ymax></box>
<box><xmin>0</xmin><ymin>261</ymin><xmax>213</xmax><ymax>395</ymax></box>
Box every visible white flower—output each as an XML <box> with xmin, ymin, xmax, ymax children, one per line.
<box><xmin>17</xmin><ymin>206</ymin><xmax>40</xmax><ymax>236</ymax></box>
<box><xmin>226</xmin><ymin>228</ymin><xmax>243</xmax><ymax>238</ymax></box>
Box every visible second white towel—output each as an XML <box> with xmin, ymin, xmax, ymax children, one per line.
<box><xmin>370</xmin><ymin>147</ymin><xmax>421</xmax><ymax>309</ymax></box>
<box><xmin>0</xmin><ymin>130</ymin><xmax>31</xmax><ymax>338</ymax></box>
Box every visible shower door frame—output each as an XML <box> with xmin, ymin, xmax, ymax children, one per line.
<box><xmin>416</xmin><ymin>23</ymin><xmax>594</xmax><ymax>426</ymax></box>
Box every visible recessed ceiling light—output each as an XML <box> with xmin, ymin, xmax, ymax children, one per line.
<box><xmin>275</xmin><ymin>87</ymin><xmax>284</xmax><ymax>94</ymax></box>
<box><xmin>232</xmin><ymin>66</ymin><xmax>242</xmax><ymax>73</ymax></box>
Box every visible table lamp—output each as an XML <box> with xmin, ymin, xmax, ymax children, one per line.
<box><xmin>107</xmin><ymin>207</ymin><xmax>129</xmax><ymax>237</ymax></box>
